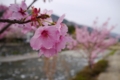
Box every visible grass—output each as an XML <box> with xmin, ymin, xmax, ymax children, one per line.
<box><xmin>71</xmin><ymin>59</ymin><xmax>108</xmax><ymax>80</ymax></box>
<box><xmin>108</xmin><ymin>49</ymin><xmax>117</xmax><ymax>56</ymax></box>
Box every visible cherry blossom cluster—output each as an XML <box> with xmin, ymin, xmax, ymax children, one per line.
<box><xmin>6</xmin><ymin>1</ymin><xmax>70</xmax><ymax>57</ymax></box>
<box><xmin>30</xmin><ymin>15</ymin><xmax>70</xmax><ymax>57</ymax></box>
<box><xmin>0</xmin><ymin>5</ymin><xmax>25</xmax><ymax>39</ymax></box>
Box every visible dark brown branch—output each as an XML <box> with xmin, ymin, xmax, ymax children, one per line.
<box><xmin>0</xmin><ymin>19</ymin><xmax>31</xmax><ymax>24</ymax></box>
<box><xmin>0</xmin><ymin>15</ymin><xmax>49</xmax><ymax>24</ymax></box>
<box><xmin>0</xmin><ymin>23</ymin><xmax>12</xmax><ymax>34</ymax></box>
<box><xmin>0</xmin><ymin>14</ymin><xmax>49</xmax><ymax>34</ymax></box>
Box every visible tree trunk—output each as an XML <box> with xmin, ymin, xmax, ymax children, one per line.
<box><xmin>88</xmin><ymin>53</ymin><xmax>93</xmax><ymax>69</ymax></box>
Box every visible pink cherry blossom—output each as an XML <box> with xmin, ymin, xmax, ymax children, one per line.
<box><xmin>53</xmin><ymin>15</ymin><xmax>69</xmax><ymax>52</ymax></box>
<box><xmin>30</xmin><ymin>25</ymin><xmax>60</xmax><ymax>50</ymax></box>
<box><xmin>9</xmin><ymin>1</ymin><xmax>29</xmax><ymax>20</ymax></box>
<box><xmin>55</xmin><ymin>14</ymin><xmax>65</xmax><ymax>31</ymax></box>
<box><xmin>30</xmin><ymin>14</ymin><xmax>70</xmax><ymax>57</ymax></box>
<box><xmin>55</xmin><ymin>35</ymin><xmax>67</xmax><ymax>52</ymax></box>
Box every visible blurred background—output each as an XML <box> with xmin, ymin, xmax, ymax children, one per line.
<box><xmin>0</xmin><ymin>0</ymin><xmax>120</xmax><ymax>80</ymax></box>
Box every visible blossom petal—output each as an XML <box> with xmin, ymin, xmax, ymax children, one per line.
<box><xmin>30</xmin><ymin>36</ymin><xmax>42</xmax><ymax>50</ymax></box>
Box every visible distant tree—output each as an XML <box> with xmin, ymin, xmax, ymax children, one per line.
<box><xmin>68</xmin><ymin>20</ymin><xmax>118</xmax><ymax>68</ymax></box>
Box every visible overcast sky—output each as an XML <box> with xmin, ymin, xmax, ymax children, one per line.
<box><xmin>0</xmin><ymin>0</ymin><xmax>120</xmax><ymax>34</ymax></box>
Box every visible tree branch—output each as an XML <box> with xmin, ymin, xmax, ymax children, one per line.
<box><xmin>0</xmin><ymin>19</ymin><xmax>31</xmax><ymax>24</ymax></box>
<box><xmin>0</xmin><ymin>23</ymin><xmax>12</xmax><ymax>34</ymax></box>
<box><xmin>0</xmin><ymin>14</ymin><xmax>49</xmax><ymax>35</ymax></box>
<box><xmin>0</xmin><ymin>0</ymin><xmax>38</xmax><ymax>35</ymax></box>
<box><xmin>0</xmin><ymin>15</ymin><xmax>49</xmax><ymax>24</ymax></box>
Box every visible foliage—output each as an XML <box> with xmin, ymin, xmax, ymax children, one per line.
<box><xmin>68</xmin><ymin>25</ymin><xmax>75</xmax><ymax>34</ymax></box>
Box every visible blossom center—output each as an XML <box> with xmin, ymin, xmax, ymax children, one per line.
<box><xmin>41</xmin><ymin>30</ymin><xmax>48</xmax><ymax>37</ymax></box>
<box><xmin>19</xmin><ymin>8</ymin><xmax>26</xmax><ymax>16</ymax></box>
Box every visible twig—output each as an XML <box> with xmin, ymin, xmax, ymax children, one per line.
<box><xmin>0</xmin><ymin>15</ymin><xmax>49</xmax><ymax>24</ymax></box>
<box><xmin>0</xmin><ymin>19</ymin><xmax>31</xmax><ymax>24</ymax></box>
<box><xmin>27</xmin><ymin>0</ymin><xmax>38</xmax><ymax>10</ymax></box>
<box><xmin>0</xmin><ymin>14</ymin><xmax>49</xmax><ymax>34</ymax></box>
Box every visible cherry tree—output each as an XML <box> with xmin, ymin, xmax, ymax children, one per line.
<box><xmin>68</xmin><ymin>19</ymin><xmax>118</xmax><ymax>68</ymax></box>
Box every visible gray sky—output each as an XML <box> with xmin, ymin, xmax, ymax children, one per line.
<box><xmin>0</xmin><ymin>0</ymin><xmax>120</xmax><ymax>34</ymax></box>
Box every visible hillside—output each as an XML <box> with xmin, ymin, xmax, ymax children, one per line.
<box><xmin>51</xmin><ymin>14</ymin><xmax>119</xmax><ymax>38</ymax></box>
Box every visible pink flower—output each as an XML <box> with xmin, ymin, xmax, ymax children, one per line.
<box><xmin>55</xmin><ymin>24</ymin><xmax>68</xmax><ymax>52</ymax></box>
<box><xmin>53</xmin><ymin>15</ymin><xmax>68</xmax><ymax>52</ymax></box>
<box><xmin>30</xmin><ymin>14</ymin><xmax>70</xmax><ymax>57</ymax></box>
<box><xmin>30</xmin><ymin>14</ymin><xmax>70</xmax><ymax>58</ymax></box>
<box><xmin>55</xmin><ymin>14</ymin><xmax>65</xmax><ymax>30</ymax></box>
<box><xmin>30</xmin><ymin>25</ymin><xmax>60</xmax><ymax>50</ymax></box>
<box><xmin>55</xmin><ymin>35</ymin><xmax>67</xmax><ymax>52</ymax></box>
<box><xmin>9</xmin><ymin>1</ymin><xmax>28</xmax><ymax>20</ymax></box>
